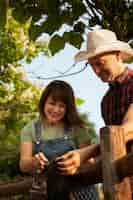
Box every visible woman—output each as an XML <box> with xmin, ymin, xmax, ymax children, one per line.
<box><xmin>20</xmin><ymin>80</ymin><xmax>98</xmax><ymax>199</ymax></box>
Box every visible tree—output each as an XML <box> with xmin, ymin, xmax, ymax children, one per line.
<box><xmin>0</xmin><ymin>10</ymin><xmax>45</xmax><ymax>180</ymax></box>
<box><xmin>0</xmin><ymin>9</ymin><xmax>48</xmax><ymax>140</ymax></box>
<box><xmin>7</xmin><ymin>0</ymin><xmax>133</xmax><ymax>55</ymax></box>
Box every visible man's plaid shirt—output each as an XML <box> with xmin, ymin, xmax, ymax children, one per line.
<box><xmin>101</xmin><ymin>67</ymin><xmax>133</xmax><ymax>192</ymax></box>
<box><xmin>101</xmin><ymin>67</ymin><xmax>133</xmax><ymax>150</ymax></box>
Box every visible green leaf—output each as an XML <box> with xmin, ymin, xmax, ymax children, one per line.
<box><xmin>73</xmin><ymin>21</ymin><xmax>85</xmax><ymax>33</ymax></box>
<box><xmin>75</xmin><ymin>97</ymin><xmax>85</xmax><ymax>105</ymax></box>
<box><xmin>49</xmin><ymin>35</ymin><xmax>65</xmax><ymax>55</ymax></box>
<box><xmin>72</xmin><ymin>0</ymin><xmax>86</xmax><ymax>19</ymax></box>
<box><xmin>41</xmin><ymin>15</ymin><xmax>61</xmax><ymax>35</ymax></box>
<box><xmin>63</xmin><ymin>31</ymin><xmax>84</xmax><ymax>49</ymax></box>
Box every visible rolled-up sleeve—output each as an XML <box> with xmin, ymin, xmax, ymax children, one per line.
<box><xmin>72</xmin><ymin>127</ymin><xmax>91</xmax><ymax>147</ymax></box>
<box><xmin>20</xmin><ymin>121</ymin><xmax>34</xmax><ymax>142</ymax></box>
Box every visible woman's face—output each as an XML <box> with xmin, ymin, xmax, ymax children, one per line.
<box><xmin>43</xmin><ymin>95</ymin><xmax>66</xmax><ymax>125</ymax></box>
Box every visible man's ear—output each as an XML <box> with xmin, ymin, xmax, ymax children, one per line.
<box><xmin>116</xmin><ymin>51</ymin><xmax>122</xmax><ymax>61</ymax></box>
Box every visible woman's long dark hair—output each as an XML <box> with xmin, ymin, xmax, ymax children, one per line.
<box><xmin>39</xmin><ymin>80</ymin><xmax>85</xmax><ymax>128</ymax></box>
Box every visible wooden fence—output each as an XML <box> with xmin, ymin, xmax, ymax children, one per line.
<box><xmin>100</xmin><ymin>126</ymin><xmax>133</xmax><ymax>200</ymax></box>
<box><xmin>0</xmin><ymin>126</ymin><xmax>133</xmax><ymax>199</ymax></box>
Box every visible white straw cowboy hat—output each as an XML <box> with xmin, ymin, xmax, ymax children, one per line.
<box><xmin>75</xmin><ymin>29</ymin><xmax>133</xmax><ymax>62</ymax></box>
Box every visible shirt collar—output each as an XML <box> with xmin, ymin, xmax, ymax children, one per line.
<box><xmin>109</xmin><ymin>67</ymin><xmax>133</xmax><ymax>88</ymax></box>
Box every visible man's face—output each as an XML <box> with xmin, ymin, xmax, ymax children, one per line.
<box><xmin>88</xmin><ymin>52</ymin><xmax>121</xmax><ymax>83</ymax></box>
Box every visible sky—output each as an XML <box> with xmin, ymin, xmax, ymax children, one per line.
<box><xmin>24</xmin><ymin>43</ymin><xmax>108</xmax><ymax>135</ymax></box>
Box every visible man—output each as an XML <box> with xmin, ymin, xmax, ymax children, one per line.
<box><xmin>56</xmin><ymin>29</ymin><xmax>133</xmax><ymax>176</ymax></box>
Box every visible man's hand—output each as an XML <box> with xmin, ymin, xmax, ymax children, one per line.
<box><xmin>55</xmin><ymin>144</ymin><xmax>100</xmax><ymax>175</ymax></box>
<box><xmin>55</xmin><ymin>149</ymin><xmax>82</xmax><ymax>175</ymax></box>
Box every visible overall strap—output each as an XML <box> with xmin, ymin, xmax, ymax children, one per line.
<box><xmin>64</xmin><ymin>125</ymin><xmax>73</xmax><ymax>134</ymax></box>
<box><xmin>34</xmin><ymin>119</ymin><xmax>42</xmax><ymax>144</ymax></box>
<box><xmin>64</xmin><ymin>126</ymin><xmax>73</xmax><ymax>139</ymax></box>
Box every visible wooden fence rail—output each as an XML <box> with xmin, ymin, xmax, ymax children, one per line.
<box><xmin>0</xmin><ymin>126</ymin><xmax>133</xmax><ymax>199</ymax></box>
<box><xmin>100</xmin><ymin>126</ymin><xmax>132</xmax><ymax>200</ymax></box>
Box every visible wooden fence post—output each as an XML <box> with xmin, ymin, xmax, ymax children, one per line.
<box><xmin>100</xmin><ymin>126</ymin><xmax>132</xmax><ymax>200</ymax></box>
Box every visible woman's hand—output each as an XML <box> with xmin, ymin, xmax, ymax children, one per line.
<box><xmin>20</xmin><ymin>142</ymin><xmax>49</xmax><ymax>173</ymax></box>
<box><xmin>55</xmin><ymin>149</ymin><xmax>82</xmax><ymax>175</ymax></box>
<box><xmin>33</xmin><ymin>152</ymin><xmax>49</xmax><ymax>171</ymax></box>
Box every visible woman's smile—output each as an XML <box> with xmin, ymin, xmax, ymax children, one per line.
<box><xmin>44</xmin><ymin>96</ymin><xmax>66</xmax><ymax>124</ymax></box>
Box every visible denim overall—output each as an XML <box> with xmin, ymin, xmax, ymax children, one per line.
<box><xmin>33</xmin><ymin>120</ymin><xmax>99</xmax><ymax>200</ymax></box>
<box><xmin>34</xmin><ymin>120</ymin><xmax>75</xmax><ymax>161</ymax></box>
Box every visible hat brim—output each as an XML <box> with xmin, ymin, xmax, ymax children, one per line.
<box><xmin>75</xmin><ymin>41</ymin><xmax>133</xmax><ymax>62</ymax></box>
